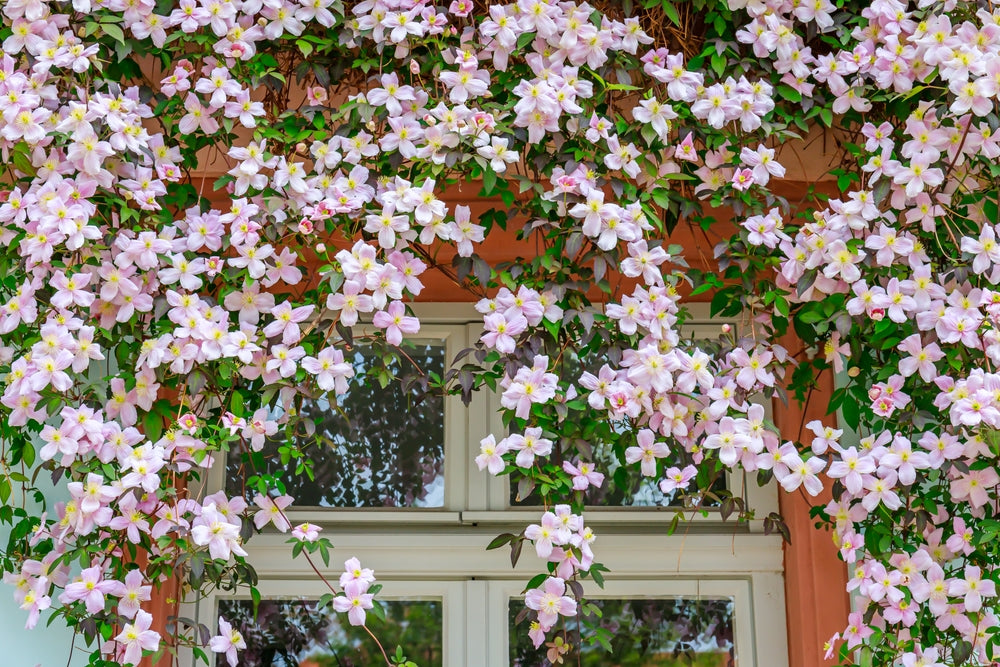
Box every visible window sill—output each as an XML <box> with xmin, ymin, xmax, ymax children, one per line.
<box><xmin>283</xmin><ymin>509</ymin><xmax>463</xmax><ymax>525</ymax></box>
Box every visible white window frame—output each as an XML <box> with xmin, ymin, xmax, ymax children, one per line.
<box><xmin>205</xmin><ymin>312</ymin><xmax>479</xmax><ymax>520</ymax></box>
<box><xmin>182</xmin><ymin>302</ymin><xmax>788</xmax><ymax>667</ymax></box>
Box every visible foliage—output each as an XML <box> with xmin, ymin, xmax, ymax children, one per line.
<box><xmin>1</xmin><ymin>0</ymin><xmax>1000</xmax><ymax>664</ymax></box>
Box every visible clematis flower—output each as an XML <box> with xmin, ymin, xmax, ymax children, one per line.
<box><xmin>60</xmin><ymin>566</ymin><xmax>120</xmax><ymax>614</ymax></box>
<box><xmin>114</xmin><ymin>610</ymin><xmax>161</xmax><ymax>665</ymax></box>
<box><xmin>112</xmin><ymin>570</ymin><xmax>152</xmax><ymax>620</ymax></box>
<box><xmin>209</xmin><ymin>616</ymin><xmax>247</xmax><ymax>667</ymax></box>
<box><xmin>302</xmin><ymin>348</ymin><xmax>355</xmax><ymax>394</ymax></box>
<box><xmin>562</xmin><ymin>460</ymin><xmax>604</xmax><ymax>490</ymax></box>
<box><xmin>332</xmin><ymin>579</ymin><xmax>375</xmax><ymax>626</ymax></box>
<box><xmin>372</xmin><ymin>301</ymin><xmax>420</xmax><ymax>345</ymax></box>
<box><xmin>524</xmin><ymin>577</ymin><xmax>577</xmax><ymax>630</ymax></box>
<box><xmin>252</xmin><ymin>494</ymin><xmax>293</xmax><ymax>532</ymax></box>
<box><xmin>475</xmin><ymin>435</ymin><xmax>510</xmax><ymax>476</ymax></box>
<box><xmin>292</xmin><ymin>522</ymin><xmax>321</xmax><ymax>542</ymax></box>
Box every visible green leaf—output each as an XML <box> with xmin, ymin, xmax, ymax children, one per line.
<box><xmin>777</xmin><ymin>85</ymin><xmax>802</xmax><ymax>103</ymax></box>
<box><xmin>482</xmin><ymin>167</ymin><xmax>497</xmax><ymax>196</ymax></box>
<box><xmin>368</xmin><ymin>600</ymin><xmax>387</xmax><ymax>623</ymax></box>
<box><xmin>797</xmin><ymin>308</ymin><xmax>827</xmax><ymax>324</ymax></box>
<box><xmin>651</xmin><ymin>188</ymin><xmax>672</xmax><ymax>209</ymax></box>
<box><xmin>818</xmin><ymin>107</ymin><xmax>834</xmax><ymax>128</ymax></box>
<box><xmin>516</xmin><ymin>31</ymin><xmax>536</xmax><ymax>51</ymax></box>
<box><xmin>523</xmin><ymin>572</ymin><xmax>548</xmax><ymax>592</ymax></box>
<box><xmin>21</xmin><ymin>442</ymin><xmax>34</xmax><ymax>468</ymax></box>
<box><xmin>710</xmin><ymin>53</ymin><xmax>726</xmax><ymax>78</ymax></box>
<box><xmin>840</xmin><ymin>392</ymin><xmax>860</xmax><ymax>431</ymax></box>
<box><xmin>486</xmin><ymin>533</ymin><xmax>515</xmax><ymax>550</ymax></box>
<box><xmin>662</xmin><ymin>1</ymin><xmax>681</xmax><ymax>26</ymax></box>
<box><xmin>99</xmin><ymin>23</ymin><xmax>126</xmax><ymax>44</ymax></box>
<box><xmin>605</xmin><ymin>83</ymin><xmax>641</xmax><ymax>92</ymax></box>
<box><xmin>250</xmin><ymin>586</ymin><xmax>262</xmax><ymax>618</ymax></box>
<box><xmin>142</xmin><ymin>410</ymin><xmax>163</xmax><ymax>443</ymax></box>
<box><xmin>11</xmin><ymin>144</ymin><xmax>34</xmax><ymax>176</ymax></box>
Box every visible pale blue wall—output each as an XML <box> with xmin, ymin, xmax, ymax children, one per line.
<box><xmin>0</xmin><ymin>473</ymin><xmax>86</xmax><ymax>667</ymax></box>
<box><xmin>0</xmin><ymin>591</ymin><xmax>87</xmax><ymax>667</ymax></box>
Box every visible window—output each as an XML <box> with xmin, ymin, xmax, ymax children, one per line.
<box><xmin>198</xmin><ymin>580</ymin><xmax>465</xmax><ymax>667</ymax></box>
<box><xmin>185</xmin><ymin>304</ymin><xmax>788</xmax><ymax>667</ymax></box>
<box><xmin>216</xmin><ymin>598</ymin><xmax>443</xmax><ymax>666</ymax></box>
<box><xmin>225</xmin><ymin>340</ymin><xmax>449</xmax><ymax>508</ymax></box>
<box><xmin>505</xmin><ymin>581</ymin><xmax>740</xmax><ymax>667</ymax></box>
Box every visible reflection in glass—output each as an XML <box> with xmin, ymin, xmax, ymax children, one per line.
<box><xmin>507</xmin><ymin>343</ymin><xmax>727</xmax><ymax>508</ymax></box>
<box><xmin>216</xmin><ymin>598</ymin><xmax>443</xmax><ymax>667</ymax></box>
<box><xmin>510</xmin><ymin>440</ymin><xmax>726</xmax><ymax>508</ymax></box>
<box><xmin>510</xmin><ymin>597</ymin><xmax>735</xmax><ymax>667</ymax></box>
<box><xmin>226</xmin><ymin>342</ymin><xmax>446</xmax><ymax>508</ymax></box>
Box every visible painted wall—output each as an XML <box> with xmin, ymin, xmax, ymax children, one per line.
<box><xmin>0</xmin><ymin>589</ymin><xmax>87</xmax><ymax>667</ymax></box>
<box><xmin>0</xmin><ymin>475</ymin><xmax>86</xmax><ymax>667</ymax></box>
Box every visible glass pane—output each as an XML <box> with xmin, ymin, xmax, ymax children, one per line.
<box><xmin>508</xmin><ymin>344</ymin><xmax>726</xmax><ymax>508</ymax></box>
<box><xmin>226</xmin><ymin>342</ymin><xmax>446</xmax><ymax>507</ymax></box>
<box><xmin>510</xmin><ymin>444</ymin><xmax>726</xmax><ymax>507</ymax></box>
<box><xmin>510</xmin><ymin>597</ymin><xmax>735</xmax><ymax>667</ymax></box>
<box><xmin>217</xmin><ymin>598</ymin><xmax>443</xmax><ymax>667</ymax></box>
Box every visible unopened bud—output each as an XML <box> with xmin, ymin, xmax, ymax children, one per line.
<box><xmin>409</xmin><ymin>60</ymin><xmax>420</xmax><ymax>75</ymax></box>
<box><xmin>316</xmin><ymin>243</ymin><xmax>327</xmax><ymax>254</ymax></box>
<box><xmin>721</xmin><ymin>323</ymin><xmax>731</xmax><ymax>333</ymax></box>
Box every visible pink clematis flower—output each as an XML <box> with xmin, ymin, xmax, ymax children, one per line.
<box><xmin>333</xmin><ymin>579</ymin><xmax>375</xmax><ymax>626</ymax></box>
<box><xmin>60</xmin><ymin>566</ymin><xmax>119</xmax><ymax>614</ymax></box>
<box><xmin>114</xmin><ymin>610</ymin><xmax>161</xmax><ymax>665</ymax></box>
<box><xmin>209</xmin><ymin>616</ymin><xmax>247</xmax><ymax>667</ymax></box>
<box><xmin>252</xmin><ymin>494</ymin><xmax>293</xmax><ymax>533</ymax></box>
<box><xmin>563</xmin><ymin>460</ymin><xmax>604</xmax><ymax>490</ymax></box>
<box><xmin>524</xmin><ymin>577</ymin><xmax>577</xmax><ymax>631</ymax></box>
<box><xmin>372</xmin><ymin>301</ymin><xmax>420</xmax><ymax>345</ymax></box>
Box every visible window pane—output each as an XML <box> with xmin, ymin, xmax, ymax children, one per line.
<box><xmin>508</xmin><ymin>344</ymin><xmax>726</xmax><ymax>508</ymax></box>
<box><xmin>226</xmin><ymin>342</ymin><xmax>446</xmax><ymax>508</ymax></box>
<box><xmin>509</xmin><ymin>597</ymin><xmax>735</xmax><ymax>666</ymax></box>
<box><xmin>217</xmin><ymin>598</ymin><xmax>443</xmax><ymax>667</ymax></box>
<box><xmin>509</xmin><ymin>433</ymin><xmax>726</xmax><ymax>508</ymax></box>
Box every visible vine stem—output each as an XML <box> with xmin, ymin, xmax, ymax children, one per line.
<box><xmin>298</xmin><ymin>550</ymin><xmax>394</xmax><ymax>665</ymax></box>
<box><xmin>278</xmin><ymin>501</ymin><xmax>395</xmax><ymax>666</ymax></box>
